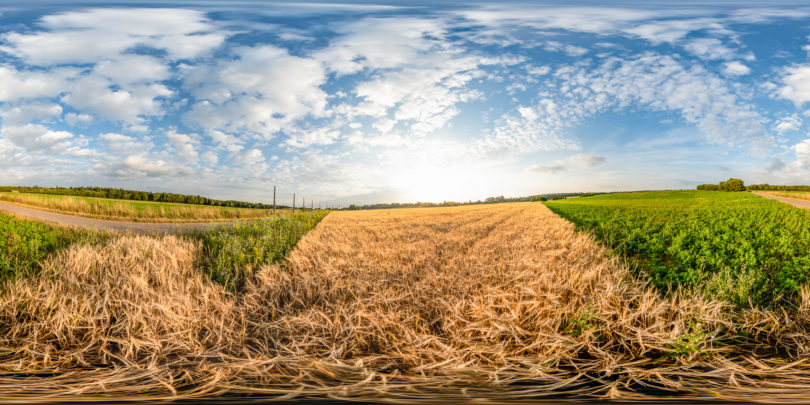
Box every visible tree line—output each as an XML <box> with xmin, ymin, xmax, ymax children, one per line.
<box><xmin>0</xmin><ymin>186</ymin><xmax>282</xmax><ymax>209</ymax></box>
<box><xmin>696</xmin><ymin>178</ymin><xmax>746</xmax><ymax>192</ymax></box>
<box><xmin>697</xmin><ymin>178</ymin><xmax>810</xmax><ymax>192</ymax></box>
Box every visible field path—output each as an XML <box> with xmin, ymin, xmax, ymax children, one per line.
<box><xmin>750</xmin><ymin>192</ymin><xmax>810</xmax><ymax>209</ymax></box>
<box><xmin>0</xmin><ymin>200</ymin><xmax>229</xmax><ymax>233</ymax></box>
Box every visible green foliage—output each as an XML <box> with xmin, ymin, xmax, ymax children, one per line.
<box><xmin>190</xmin><ymin>211</ymin><xmax>329</xmax><ymax>291</ymax></box>
<box><xmin>697</xmin><ymin>178</ymin><xmax>745</xmax><ymax>192</ymax></box>
<box><xmin>747</xmin><ymin>184</ymin><xmax>810</xmax><ymax>191</ymax></box>
<box><xmin>545</xmin><ymin>191</ymin><xmax>810</xmax><ymax>307</ymax></box>
<box><xmin>665</xmin><ymin>320</ymin><xmax>708</xmax><ymax>360</ymax></box>
<box><xmin>567</xmin><ymin>305</ymin><xmax>599</xmax><ymax>337</ymax></box>
<box><xmin>0</xmin><ymin>212</ymin><xmax>105</xmax><ymax>284</ymax></box>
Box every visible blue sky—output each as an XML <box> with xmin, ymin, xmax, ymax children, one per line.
<box><xmin>2</xmin><ymin>1</ymin><xmax>810</xmax><ymax>205</ymax></box>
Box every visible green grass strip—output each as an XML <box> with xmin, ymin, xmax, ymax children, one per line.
<box><xmin>189</xmin><ymin>211</ymin><xmax>330</xmax><ymax>291</ymax></box>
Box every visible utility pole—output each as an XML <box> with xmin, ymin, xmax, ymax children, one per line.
<box><xmin>311</xmin><ymin>200</ymin><xmax>313</xmax><ymax>211</ymax></box>
<box><xmin>303</xmin><ymin>197</ymin><xmax>305</xmax><ymax>212</ymax></box>
<box><xmin>273</xmin><ymin>186</ymin><xmax>276</xmax><ymax>215</ymax></box>
<box><xmin>293</xmin><ymin>193</ymin><xmax>295</xmax><ymax>214</ymax></box>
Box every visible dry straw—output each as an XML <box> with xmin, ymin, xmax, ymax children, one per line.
<box><xmin>2</xmin><ymin>202</ymin><xmax>810</xmax><ymax>401</ymax></box>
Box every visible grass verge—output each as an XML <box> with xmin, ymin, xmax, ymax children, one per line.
<box><xmin>188</xmin><ymin>210</ymin><xmax>329</xmax><ymax>291</ymax></box>
<box><xmin>0</xmin><ymin>211</ymin><xmax>107</xmax><ymax>285</ymax></box>
<box><xmin>0</xmin><ymin>192</ymin><xmax>280</xmax><ymax>222</ymax></box>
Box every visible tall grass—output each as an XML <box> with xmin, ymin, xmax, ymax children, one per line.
<box><xmin>3</xmin><ymin>203</ymin><xmax>810</xmax><ymax>401</ymax></box>
<box><xmin>0</xmin><ymin>192</ymin><xmax>278</xmax><ymax>222</ymax></box>
<box><xmin>189</xmin><ymin>211</ymin><xmax>329</xmax><ymax>291</ymax></box>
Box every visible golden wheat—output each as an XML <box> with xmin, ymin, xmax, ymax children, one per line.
<box><xmin>3</xmin><ymin>202</ymin><xmax>810</xmax><ymax>401</ymax></box>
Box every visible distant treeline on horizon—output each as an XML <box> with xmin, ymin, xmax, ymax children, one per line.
<box><xmin>0</xmin><ymin>186</ymin><xmax>610</xmax><ymax>211</ymax></box>
<box><xmin>697</xmin><ymin>178</ymin><xmax>810</xmax><ymax>192</ymax></box>
<box><xmin>0</xmin><ymin>186</ymin><xmax>282</xmax><ymax>209</ymax></box>
<box><xmin>346</xmin><ymin>192</ymin><xmax>606</xmax><ymax>210</ymax></box>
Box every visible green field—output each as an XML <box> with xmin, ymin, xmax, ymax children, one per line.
<box><xmin>0</xmin><ymin>192</ymin><xmax>279</xmax><ymax>222</ymax></box>
<box><xmin>545</xmin><ymin>191</ymin><xmax>810</xmax><ymax>306</ymax></box>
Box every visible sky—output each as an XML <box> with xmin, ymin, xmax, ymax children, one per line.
<box><xmin>2</xmin><ymin>1</ymin><xmax>810</xmax><ymax>205</ymax></box>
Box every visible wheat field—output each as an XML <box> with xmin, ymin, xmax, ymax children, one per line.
<box><xmin>3</xmin><ymin>202</ymin><xmax>810</xmax><ymax>401</ymax></box>
<box><xmin>0</xmin><ymin>192</ymin><xmax>278</xmax><ymax>222</ymax></box>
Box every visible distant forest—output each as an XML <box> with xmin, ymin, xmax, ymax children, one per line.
<box><xmin>0</xmin><ymin>186</ymin><xmax>282</xmax><ymax>209</ymax></box>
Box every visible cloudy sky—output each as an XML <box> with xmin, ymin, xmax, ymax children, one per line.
<box><xmin>2</xmin><ymin>1</ymin><xmax>810</xmax><ymax>205</ymax></box>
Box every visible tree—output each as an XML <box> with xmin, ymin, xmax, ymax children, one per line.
<box><xmin>724</xmin><ymin>178</ymin><xmax>745</xmax><ymax>192</ymax></box>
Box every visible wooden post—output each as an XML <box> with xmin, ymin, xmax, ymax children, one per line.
<box><xmin>303</xmin><ymin>197</ymin><xmax>305</xmax><ymax>212</ymax></box>
<box><xmin>293</xmin><ymin>193</ymin><xmax>295</xmax><ymax>214</ymax></box>
<box><xmin>273</xmin><ymin>186</ymin><xmax>276</xmax><ymax>214</ymax></box>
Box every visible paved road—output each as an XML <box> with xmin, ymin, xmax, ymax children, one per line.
<box><xmin>0</xmin><ymin>201</ymin><xmax>235</xmax><ymax>234</ymax></box>
<box><xmin>750</xmin><ymin>192</ymin><xmax>810</xmax><ymax>209</ymax></box>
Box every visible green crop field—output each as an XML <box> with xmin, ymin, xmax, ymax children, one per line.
<box><xmin>0</xmin><ymin>192</ymin><xmax>280</xmax><ymax>222</ymax></box>
<box><xmin>544</xmin><ymin>191</ymin><xmax>810</xmax><ymax>307</ymax></box>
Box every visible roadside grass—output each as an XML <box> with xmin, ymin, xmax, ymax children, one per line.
<box><xmin>544</xmin><ymin>190</ymin><xmax>810</xmax><ymax>307</ymax></box>
<box><xmin>188</xmin><ymin>210</ymin><xmax>330</xmax><ymax>291</ymax></box>
<box><xmin>0</xmin><ymin>211</ymin><xmax>107</xmax><ymax>285</ymax></box>
<box><xmin>0</xmin><ymin>192</ymin><xmax>282</xmax><ymax>222</ymax></box>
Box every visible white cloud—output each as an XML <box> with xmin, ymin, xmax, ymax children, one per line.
<box><xmin>99</xmin><ymin>132</ymin><xmax>153</xmax><ymax>154</ymax></box>
<box><xmin>779</xmin><ymin>65</ymin><xmax>810</xmax><ymax>106</ymax></box>
<box><xmin>774</xmin><ymin>115</ymin><xmax>802</xmax><ymax>134</ymax></box>
<box><xmin>64</xmin><ymin>112</ymin><xmax>93</xmax><ymax>126</ymax></box>
<box><xmin>240</xmin><ymin>148</ymin><xmax>265</xmax><ymax>167</ymax></box>
<box><xmin>166</xmin><ymin>129</ymin><xmax>199</xmax><ymax>163</ymax></box>
<box><xmin>543</xmin><ymin>41</ymin><xmax>588</xmax><ymax>57</ymax></box>
<box><xmin>0</xmin><ymin>102</ymin><xmax>62</xmax><ymax>126</ymax></box>
<box><xmin>62</xmin><ymin>75</ymin><xmax>172</xmax><ymax>124</ymax></box>
<box><xmin>723</xmin><ymin>61</ymin><xmax>751</xmax><ymax>76</ymax></box>
<box><xmin>1</xmin><ymin>8</ymin><xmax>226</xmax><ymax>65</ymax></box>
<box><xmin>105</xmin><ymin>153</ymin><xmax>194</xmax><ymax>177</ymax></box>
<box><xmin>792</xmin><ymin>138</ymin><xmax>810</xmax><ymax>170</ymax></box>
<box><xmin>93</xmin><ymin>54</ymin><xmax>170</xmax><ymax>85</ymax></box>
<box><xmin>683</xmin><ymin>37</ymin><xmax>737</xmax><ymax>60</ymax></box>
<box><xmin>1</xmin><ymin>123</ymin><xmax>94</xmax><ymax>157</ymax></box>
<box><xmin>185</xmin><ymin>44</ymin><xmax>327</xmax><ymax>138</ymax></box>
<box><xmin>0</xmin><ymin>66</ymin><xmax>75</xmax><ymax>102</ymax></box>
<box><xmin>315</xmin><ymin>18</ymin><xmax>447</xmax><ymax>75</ymax></box>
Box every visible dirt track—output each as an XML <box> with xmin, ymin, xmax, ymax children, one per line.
<box><xmin>0</xmin><ymin>201</ymin><xmax>230</xmax><ymax>234</ymax></box>
<box><xmin>751</xmin><ymin>192</ymin><xmax>810</xmax><ymax>210</ymax></box>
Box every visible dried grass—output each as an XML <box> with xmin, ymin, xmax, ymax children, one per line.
<box><xmin>3</xmin><ymin>202</ymin><xmax>810</xmax><ymax>401</ymax></box>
